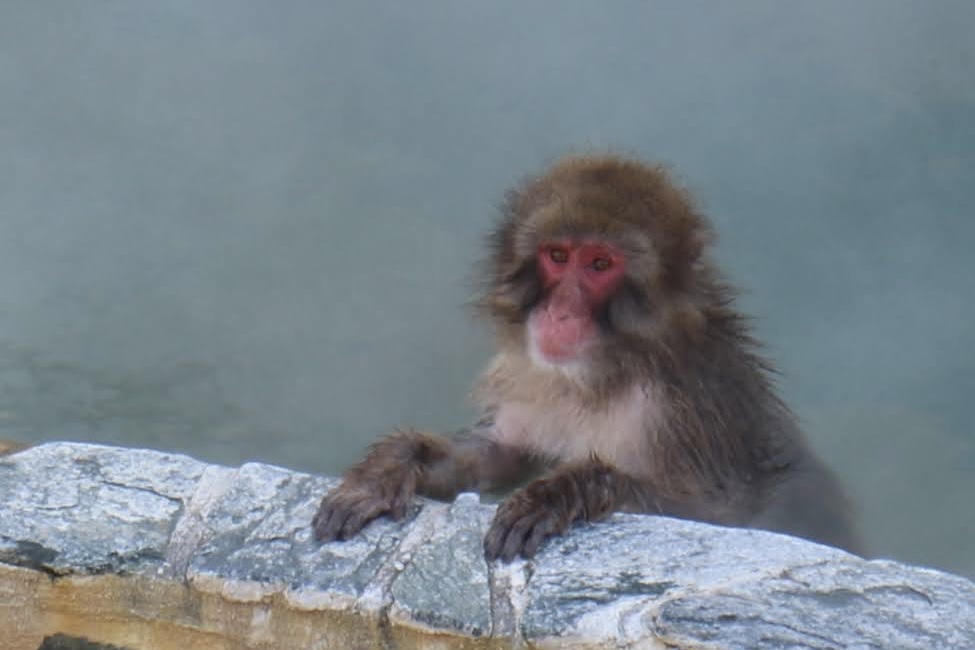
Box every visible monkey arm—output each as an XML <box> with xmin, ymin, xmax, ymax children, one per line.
<box><xmin>483</xmin><ymin>458</ymin><xmax>650</xmax><ymax>562</ymax></box>
<box><xmin>418</xmin><ymin>429</ymin><xmax>541</xmax><ymax>498</ymax></box>
<box><xmin>313</xmin><ymin>427</ymin><xmax>537</xmax><ymax>543</ymax></box>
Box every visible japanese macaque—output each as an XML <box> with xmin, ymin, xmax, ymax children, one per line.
<box><xmin>313</xmin><ymin>154</ymin><xmax>861</xmax><ymax>561</ymax></box>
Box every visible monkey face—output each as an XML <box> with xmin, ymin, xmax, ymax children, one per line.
<box><xmin>482</xmin><ymin>155</ymin><xmax>714</xmax><ymax>383</ymax></box>
<box><xmin>527</xmin><ymin>239</ymin><xmax>627</xmax><ymax>365</ymax></box>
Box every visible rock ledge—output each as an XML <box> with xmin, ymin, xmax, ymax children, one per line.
<box><xmin>1</xmin><ymin>442</ymin><xmax>972</xmax><ymax>649</ymax></box>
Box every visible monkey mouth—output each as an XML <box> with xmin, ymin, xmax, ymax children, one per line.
<box><xmin>528</xmin><ymin>314</ymin><xmax>595</xmax><ymax>365</ymax></box>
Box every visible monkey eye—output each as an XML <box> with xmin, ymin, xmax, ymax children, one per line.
<box><xmin>548</xmin><ymin>247</ymin><xmax>569</xmax><ymax>264</ymax></box>
<box><xmin>591</xmin><ymin>257</ymin><xmax>613</xmax><ymax>272</ymax></box>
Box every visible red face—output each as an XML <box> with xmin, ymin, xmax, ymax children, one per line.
<box><xmin>529</xmin><ymin>240</ymin><xmax>627</xmax><ymax>364</ymax></box>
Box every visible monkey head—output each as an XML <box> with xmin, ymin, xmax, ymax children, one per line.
<box><xmin>482</xmin><ymin>155</ymin><xmax>715</xmax><ymax>382</ymax></box>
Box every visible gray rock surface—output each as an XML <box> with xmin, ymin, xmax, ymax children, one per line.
<box><xmin>1</xmin><ymin>442</ymin><xmax>973</xmax><ymax>649</ymax></box>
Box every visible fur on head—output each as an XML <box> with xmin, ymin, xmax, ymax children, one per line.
<box><xmin>479</xmin><ymin>154</ymin><xmax>722</xmax><ymax>387</ymax></box>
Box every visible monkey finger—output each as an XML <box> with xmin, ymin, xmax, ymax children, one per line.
<box><xmin>482</xmin><ymin>524</ymin><xmax>503</xmax><ymax>561</ymax></box>
<box><xmin>485</xmin><ymin>496</ymin><xmax>538</xmax><ymax>561</ymax></box>
<box><xmin>521</xmin><ymin>515</ymin><xmax>560</xmax><ymax>559</ymax></box>
<box><xmin>500</xmin><ymin>512</ymin><xmax>546</xmax><ymax>562</ymax></box>
<box><xmin>311</xmin><ymin>503</ymin><xmax>328</xmax><ymax>533</ymax></box>
<box><xmin>314</xmin><ymin>492</ymin><xmax>379</xmax><ymax>542</ymax></box>
<box><xmin>483</xmin><ymin>515</ymin><xmax>518</xmax><ymax>561</ymax></box>
<box><xmin>312</xmin><ymin>502</ymin><xmax>347</xmax><ymax>542</ymax></box>
<box><xmin>338</xmin><ymin>499</ymin><xmax>389</xmax><ymax>540</ymax></box>
<box><xmin>484</xmin><ymin>503</ymin><xmax>517</xmax><ymax>559</ymax></box>
<box><xmin>389</xmin><ymin>487</ymin><xmax>414</xmax><ymax>520</ymax></box>
<box><xmin>314</xmin><ymin>496</ymin><xmax>359</xmax><ymax>542</ymax></box>
<box><xmin>485</xmin><ymin>506</ymin><xmax>540</xmax><ymax>562</ymax></box>
<box><xmin>389</xmin><ymin>499</ymin><xmax>407</xmax><ymax>521</ymax></box>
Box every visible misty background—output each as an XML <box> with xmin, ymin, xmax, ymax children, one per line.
<box><xmin>1</xmin><ymin>2</ymin><xmax>972</xmax><ymax>577</ymax></box>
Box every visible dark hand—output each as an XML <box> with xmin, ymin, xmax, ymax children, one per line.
<box><xmin>312</xmin><ymin>470</ymin><xmax>416</xmax><ymax>542</ymax></box>
<box><xmin>484</xmin><ymin>462</ymin><xmax>623</xmax><ymax>562</ymax></box>
<box><xmin>483</xmin><ymin>475</ymin><xmax>581</xmax><ymax>562</ymax></box>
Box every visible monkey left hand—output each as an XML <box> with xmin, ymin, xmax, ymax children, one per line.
<box><xmin>483</xmin><ymin>462</ymin><xmax>619</xmax><ymax>562</ymax></box>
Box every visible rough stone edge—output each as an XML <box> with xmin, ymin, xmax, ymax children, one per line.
<box><xmin>1</xmin><ymin>441</ymin><xmax>973</xmax><ymax>650</ymax></box>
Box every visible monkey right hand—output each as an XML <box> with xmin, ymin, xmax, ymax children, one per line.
<box><xmin>312</xmin><ymin>471</ymin><xmax>417</xmax><ymax>542</ymax></box>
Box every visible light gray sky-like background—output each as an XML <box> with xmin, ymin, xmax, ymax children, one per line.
<box><xmin>1</xmin><ymin>2</ymin><xmax>972</xmax><ymax>576</ymax></box>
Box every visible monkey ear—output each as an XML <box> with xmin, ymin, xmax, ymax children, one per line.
<box><xmin>666</xmin><ymin>219</ymin><xmax>714</xmax><ymax>291</ymax></box>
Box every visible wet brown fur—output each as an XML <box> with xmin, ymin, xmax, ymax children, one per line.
<box><xmin>313</xmin><ymin>154</ymin><xmax>861</xmax><ymax>561</ymax></box>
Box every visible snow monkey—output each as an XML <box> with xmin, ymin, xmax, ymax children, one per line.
<box><xmin>313</xmin><ymin>154</ymin><xmax>860</xmax><ymax>561</ymax></box>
